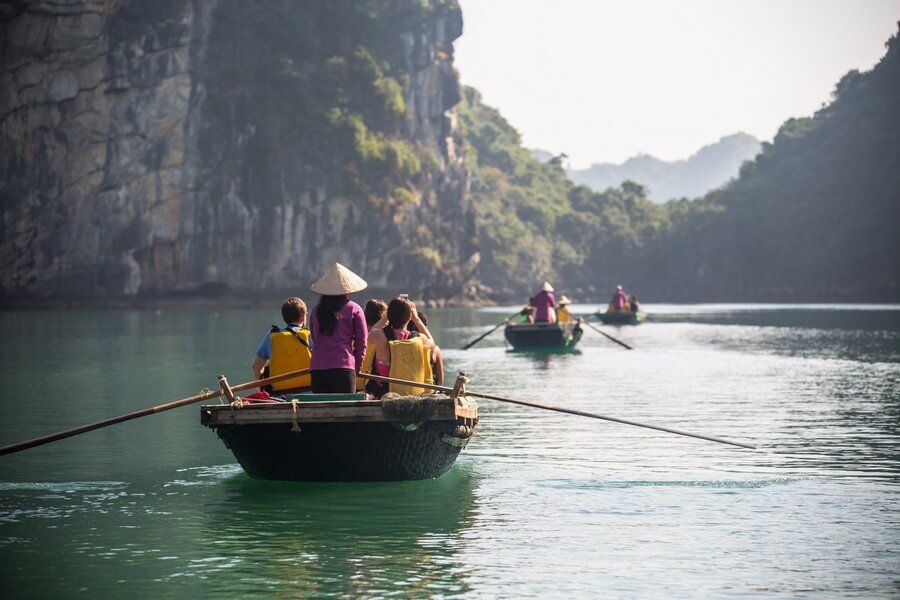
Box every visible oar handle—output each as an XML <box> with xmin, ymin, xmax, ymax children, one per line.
<box><xmin>0</xmin><ymin>368</ymin><xmax>311</xmax><ymax>457</ymax></box>
<box><xmin>461</xmin><ymin>312</ymin><xmax>519</xmax><ymax>350</ymax></box>
<box><xmin>584</xmin><ymin>320</ymin><xmax>633</xmax><ymax>350</ymax></box>
<box><xmin>359</xmin><ymin>373</ymin><xmax>753</xmax><ymax>450</ymax></box>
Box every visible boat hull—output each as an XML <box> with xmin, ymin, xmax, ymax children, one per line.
<box><xmin>503</xmin><ymin>322</ymin><xmax>583</xmax><ymax>349</ymax></box>
<box><xmin>202</xmin><ymin>395</ymin><xmax>477</xmax><ymax>482</ymax></box>
<box><xmin>597</xmin><ymin>311</ymin><xmax>645</xmax><ymax>325</ymax></box>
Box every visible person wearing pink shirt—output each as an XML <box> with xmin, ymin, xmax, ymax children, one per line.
<box><xmin>308</xmin><ymin>263</ymin><xmax>369</xmax><ymax>393</ymax></box>
<box><xmin>531</xmin><ymin>281</ymin><xmax>557</xmax><ymax>323</ymax></box>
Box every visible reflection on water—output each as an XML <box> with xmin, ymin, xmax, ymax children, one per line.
<box><xmin>0</xmin><ymin>305</ymin><xmax>898</xmax><ymax>596</ymax></box>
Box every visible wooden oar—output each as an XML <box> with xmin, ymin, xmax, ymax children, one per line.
<box><xmin>461</xmin><ymin>312</ymin><xmax>519</xmax><ymax>349</ymax></box>
<box><xmin>358</xmin><ymin>373</ymin><xmax>755</xmax><ymax>449</ymax></box>
<box><xmin>0</xmin><ymin>368</ymin><xmax>310</xmax><ymax>457</ymax></box>
<box><xmin>582</xmin><ymin>320</ymin><xmax>633</xmax><ymax>350</ymax></box>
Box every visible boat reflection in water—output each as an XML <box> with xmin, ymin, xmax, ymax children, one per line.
<box><xmin>201</xmin><ymin>463</ymin><xmax>480</xmax><ymax>596</ymax></box>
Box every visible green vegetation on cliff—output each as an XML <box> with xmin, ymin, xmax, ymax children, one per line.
<box><xmin>461</xmin><ymin>27</ymin><xmax>900</xmax><ymax>301</ymax></box>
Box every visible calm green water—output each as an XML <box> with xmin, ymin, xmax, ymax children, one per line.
<box><xmin>1</xmin><ymin>304</ymin><xmax>898</xmax><ymax>597</ymax></box>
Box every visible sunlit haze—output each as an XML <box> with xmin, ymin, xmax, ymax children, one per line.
<box><xmin>455</xmin><ymin>0</ymin><xmax>900</xmax><ymax>166</ymax></box>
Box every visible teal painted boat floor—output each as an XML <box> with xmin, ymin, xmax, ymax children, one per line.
<box><xmin>0</xmin><ymin>304</ymin><xmax>898</xmax><ymax>596</ymax></box>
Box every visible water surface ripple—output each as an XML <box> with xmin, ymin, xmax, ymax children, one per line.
<box><xmin>0</xmin><ymin>304</ymin><xmax>897</xmax><ymax>596</ymax></box>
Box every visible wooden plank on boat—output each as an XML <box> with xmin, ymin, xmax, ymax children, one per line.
<box><xmin>201</xmin><ymin>396</ymin><xmax>477</xmax><ymax>427</ymax></box>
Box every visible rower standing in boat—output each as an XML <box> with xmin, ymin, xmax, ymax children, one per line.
<box><xmin>609</xmin><ymin>285</ymin><xmax>630</xmax><ymax>312</ymax></box>
<box><xmin>531</xmin><ymin>282</ymin><xmax>557</xmax><ymax>323</ymax></box>
<box><xmin>308</xmin><ymin>263</ymin><xmax>369</xmax><ymax>394</ymax></box>
<box><xmin>556</xmin><ymin>295</ymin><xmax>574</xmax><ymax>323</ymax></box>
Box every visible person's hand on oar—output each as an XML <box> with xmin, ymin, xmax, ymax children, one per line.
<box><xmin>460</xmin><ymin>311</ymin><xmax>520</xmax><ymax>349</ymax></box>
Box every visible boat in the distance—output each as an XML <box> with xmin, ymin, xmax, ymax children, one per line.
<box><xmin>503</xmin><ymin>321</ymin><xmax>583</xmax><ymax>350</ymax></box>
<box><xmin>202</xmin><ymin>392</ymin><xmax>478</xmax><ymax>482</ymax></box>
<box><xmin>597</xmin><ymin>310</ymin><xmax>645</xmax><ymax>325</ymax></box>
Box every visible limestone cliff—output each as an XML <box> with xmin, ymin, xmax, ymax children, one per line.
<box><xmin>0</xmin><ymin>0</ymin><xmax>475</xmax><ymax>303</ymax></box>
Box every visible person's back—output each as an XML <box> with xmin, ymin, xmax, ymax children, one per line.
<box><xmin>308</xmin><ymin>263</ymin><xmax>369</xmax><ymax>394</ymax></box>
<box><xmin>365</xmin><ymin>298</ymin><xmax>435</xmax><ymax>397</ymax></box>
<box><xmin>556</xmin><ymin>295</ymin><xmax>573</xmax><ymax>323</ymax></box>
<box><xmin>252</xmin><ymin>297</ymin><xmax>312</xmax><ymax>393</ymax></box>
<box><xmin>610</xmin><ymin>285</ymin><xmax>629</xmax><ymax>311</ymax></box>
<box><xmin>532</xmin><ymin>282</ymin><xmax>557</xmax><ymax>323</ymax></box>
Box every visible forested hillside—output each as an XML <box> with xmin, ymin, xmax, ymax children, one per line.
<box><xmin>461</xmin><ymin>27</ymin><xmax>900</xmax><ymax>302</ymax></box>
<box><xmin>1</xmin><ymin>1</ymin><xmax>895</xmax><ymax>305</ymax></box>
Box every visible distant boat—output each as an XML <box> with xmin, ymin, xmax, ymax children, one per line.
<box><xmin>597</xmin><ymin>310</ymin><xmax>645</xmax><ymax>325</ymax></box>
<box><xmin>202</xmin><ymin>393</ymin><xmax>478</xmax><ymax>482</ymax></box>
<box><xmin>503</xmin><ymin>321</ymin><xmax>583</xmax><ymax>350</ymax></box>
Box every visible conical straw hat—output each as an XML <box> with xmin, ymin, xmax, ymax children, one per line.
<box><xmin>541</xmin><ymin>281</ymin><xmax>554</xmax><ymax>292</ymax></box>
<box><xmin>310</xmin><ymin>262</ymin><xmax>368</xmax><ymax>295</ymax></box>
<box><xmin>558</xmin><ymin>295</ymin><xmax>571</xmax><ymax>305</ymax></box>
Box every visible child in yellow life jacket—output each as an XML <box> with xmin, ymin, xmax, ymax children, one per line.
<box><xmin>556</xmin><ymin>295</ymin><xmax>574</xmax><ymax>323</ymax></box>
<box><xmin>362</xmin><ymin>298</ymin><xmax>436</xmax><ymax>398</ymax></box>
<box><xmin>252</xmin><ymin>297</ymin><xmax>312</xmax><ymax>393</ymax></box>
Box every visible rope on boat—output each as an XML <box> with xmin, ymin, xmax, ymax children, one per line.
<box><xmin>290</xmin><ymin>399</ymin><xmax>301</xmax><ymax>432</ymax></box>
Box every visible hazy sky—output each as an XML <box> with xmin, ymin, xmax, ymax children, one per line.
<box><xmin>455</xmin><ymin>0</ymin><xmax>900</xmax><ymax>167</ymax></box>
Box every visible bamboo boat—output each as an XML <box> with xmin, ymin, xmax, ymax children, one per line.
<box><xmin>503</xmin><ymin>321</ymin><xmax>583</xmax><ymax>350</ymax></box>
<box><xmin>597</xmin><ymin>310</ymin><xmax>645</xmax><ymax>325</ymax></box>
<box><xmin>201</xmin><ymin>392</ymin><xmax>478</xmax><ymax>482</ymax></box>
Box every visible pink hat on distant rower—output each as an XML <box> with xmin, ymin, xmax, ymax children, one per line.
<box><xmin>310</xmin><ymin>262</ymin><xmax>368</xmax><ymax>295</ymax></box>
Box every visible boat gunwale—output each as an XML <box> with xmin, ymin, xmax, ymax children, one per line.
<box><xmin>201</xmin><ymin>395</ymin><xmax>478</xmax><ymax>427</ymax></box>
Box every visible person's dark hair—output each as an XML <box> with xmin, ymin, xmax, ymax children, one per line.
<box><xmin>315</xmin><ymin>295</ymin><xmax>348</xmax><ymax>335</ymax></box>
<box><xmin>407</xmin><ymin>310</ymin><xmax>428</xmax><ymax>332</ymax></box>
<box><xmin>386</xmin><ymin>298</ymin><xmax>412</xmax><ymax>329</ymax></box>
<box><xmin>364</xmin><ymin>299</ymin><xmax>387</xmax><ymax>329</ymax></box>
<box><xmin>281</xmin><ymin>297</ymin><xmax>307</xmax><ymax>325</ymax></box>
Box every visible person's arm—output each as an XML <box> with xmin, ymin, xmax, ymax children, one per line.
<box><xmin>352</xmin><ymin>306</ymin><xmax>368</xmax><ymax>372</ymax></box>
<box><xmin>431</xmin><ymin>346</ymin><xmax>444</xmax><ymax>386</ymax></box>
<box><xmin>407</xmin><ymin>301</ymin><xmax>434</xmax><ymax>340</ymax></box>
<box><xmin>253</xmin><ymin>333</ymin><xmax>270</xmax><ymax>378</ymax></box>
<box><xmin>371</xmin><ymin>315</ymin><xmax>388</xmax><ymax>331</ymax></box>
<box><xmin>252</xmin><ymin>356</ymin><xmax>266</xmax><ymax>379</ymax></box>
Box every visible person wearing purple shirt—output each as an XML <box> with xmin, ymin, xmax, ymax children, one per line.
<box><xmin>531</xmin><ymin>281</ymin><xmax>557</xmax><ymax>323</ymax></box>
<box><xmin>308</xmin><ymin>263</ymin><xmax>369</xmax><ymax>393</ymax></box>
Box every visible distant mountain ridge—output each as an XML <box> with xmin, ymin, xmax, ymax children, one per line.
<box><xmin>535</xmin><ymin>133</ymin><xmax>762</xmax><ymax>201</ymax></box>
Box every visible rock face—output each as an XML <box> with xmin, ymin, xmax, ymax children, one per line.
<box><xmin>0</xmin><ymin>0</ymin><xmax>474</xmax><ymax>303</ymax></box>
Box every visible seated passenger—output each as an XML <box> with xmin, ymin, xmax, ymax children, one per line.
<box><xmin>516</xmin><ymin>304</ymin><xmax>535</xmax><ymax>324</ymax></box>
<box><xmin>629</xmin><ymin>294</ymin><xmax>641</xmax><ymax>314</ymax></box>
<box><xmin>556</xmin><ymin>295</ymin><xmax>574</xmax><ymax>323</ymax></box>
<box><xmin>364</xmin><ymin>298</ymin><xmax>387</xmax><ymax>331</ymax></box>
<box><xmin>531</xmin><ymin>281</ymin><xmax>557</xmax><ymax>323</ymax></box>
<box><xmin>407</xmin><ymin>309</ymin><xmax>444</xmax><ymax>386</ymax></box>
<box><xmin>252</xmin><ymin>297</ymin><xmax>312</xmax><ymax>394</ymax></box>
<box><xmin>363</xmin><ymin>298</ymin><xmax>435</xmax><ymax>398</ymax></box>
<box><xmin>357</xmin><ymin>299</ymin><xmax>387</xmax><ymax>391</ymax></box>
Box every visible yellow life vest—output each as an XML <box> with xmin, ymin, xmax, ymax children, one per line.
<box><xmin>269</xmin><ymin>327</ymin><xmax>312</xmax><ymax>391</ymax></box>
<box><xmin>387</xmin><ymin>336</ymin><xmax>434</xmax><ymax>396</ymax></box>
<box><xmin>356</xmin><ymin>340</ymin><xmax>375</xmax><ymax>390</ymax></box>
<box><xmin>557</xmin><ymin>307</ymin><xmax>572</xmax><ymax>323</ymax></box>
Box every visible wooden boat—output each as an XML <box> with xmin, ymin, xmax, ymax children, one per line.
<box><xmin>597</xmin><ymin>310</ymin><xmax>645</xmax><ymax>325</ymax></box>
<box><xmin>201</xmin><ymin>392</ymin><xmax>478</xmax><ymax>482</ymax></box>
<box><xmin>503</xmin><ymin>321</ymin><xmax>583</xmax><ymax>350</ymax></box>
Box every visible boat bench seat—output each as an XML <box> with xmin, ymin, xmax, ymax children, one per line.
<box><xmin>281</xmin><ymin>393</ymin><xmax>368</xmax><ymax>403</ymax></box>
